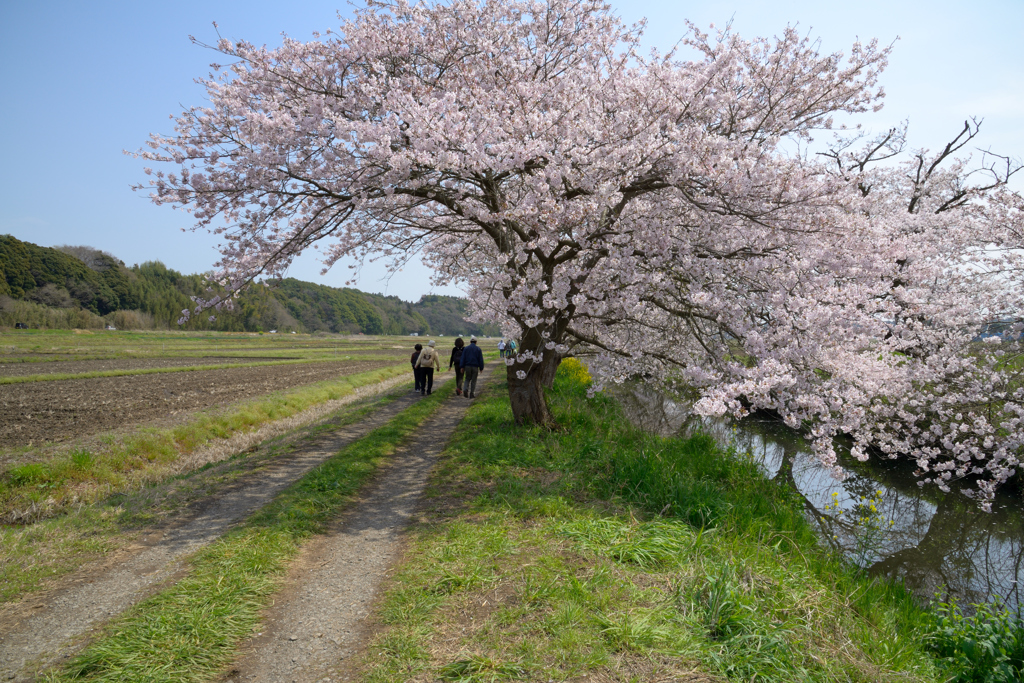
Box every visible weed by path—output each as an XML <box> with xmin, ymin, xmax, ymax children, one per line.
<box><xmin>41</xmin><ymin>387</ymin><xmax>452</xmax><ymax>683</ymax></box>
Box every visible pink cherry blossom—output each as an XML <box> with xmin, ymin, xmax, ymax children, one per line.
<box><xmin>134</xmin><ymin>0</ymin><xmax>1023</xmax><ymax>504</ymax></box>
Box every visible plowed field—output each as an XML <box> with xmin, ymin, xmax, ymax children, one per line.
<box><xmin>0</xmin><ymin>360</ymin><xmax>392</xmax><ymax>445</ymax></box>
<box><xmin>0</xmin><ymin>356</ymin><xmax>288</xmax><ymax>377</ymax></box>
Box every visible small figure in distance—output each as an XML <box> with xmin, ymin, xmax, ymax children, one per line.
<box><xmin>411</xmin><ymin>343</ymin><xmax>423</xmax><ymax>393</ymax></box>
<box><xmin>449</xmin><ymin>337</ymin><xmax>466</xmax><ymax>396</ymax></box>
<box><xmin>416</xmin><ymin>340</ymin><xmax>442</xmax><ymax>395</ymax></box>
<box><xmin>497</xmin><ymin>338</ymin><xmax>506</xmax><ymax>358</ymax></box>
<box><xmin>459</xmin><ymin>336</ymin><xmax>485</xmax><ymax>398</ymax></box>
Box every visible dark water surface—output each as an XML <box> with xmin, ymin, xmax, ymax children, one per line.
<box><xmin>616</xmin><ymin>387</ymin><xmax>1024</xmax><ymax>610</ymax></box>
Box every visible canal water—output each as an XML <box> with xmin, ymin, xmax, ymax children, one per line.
<box><xmin>615</xmin><ymin>386</ymin><xmax>1024</xmax><ymax>611</ymax></box>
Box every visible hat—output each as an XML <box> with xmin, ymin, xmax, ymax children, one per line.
<box><xmin>470</xmin><ymin>336</ymin><xmax>477</xmax><ymax>342</ymax></box>
<box><xmin>428</xmin><ymin>340</ymin><xmax>436</xmax><ymax>347</ymax></box>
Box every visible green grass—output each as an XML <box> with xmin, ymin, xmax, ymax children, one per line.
<box><xmin>0</xmin><ymin>364</ymin><xmax>409</xmax><ymax>522</ymax></box>
<box><xmin>42</xmin><ymin>383</ymin><xmax>454</xmax><ymax>683</ymax></box>
<box><xmin>362</xmin><ymin>366</ymin><xmax>943</xmax><ymax>682</ymax></box>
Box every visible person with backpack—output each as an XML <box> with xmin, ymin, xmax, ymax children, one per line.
<box><xmin>449</xmin><ymin>337</ymin><xmax>466</xmax><ymax>396</ymax></box>
<box><xmin>508</xmin><ymin>339</ymin><xmax>517</xmax><ymax>356</ymax></box>
<box><xmin>416</xmin><ymin>340</ymin><xmax>442</xmax><ymax>395</ymax></box>
<box><xmin>459</xmin><ymin>336</ymin><xmax>485</xmax><ymax>398</ymax></box>
<box><xmin>410</xmin><ymin>343</ymin><xmax>423</xmax><ymax>393</ymax></box>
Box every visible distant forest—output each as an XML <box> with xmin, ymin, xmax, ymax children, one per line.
<box><xmin>0</xmin><ymin>235</ymin><xmax>499</xmax><ymax>336</ymax></box>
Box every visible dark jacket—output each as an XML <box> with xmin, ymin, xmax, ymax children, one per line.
<box><xmin>449</xmin><ymin>346</ymin><xmax>464</xmax><ymax>369</ymax></box>
<box><xmin>459</xmin><ymin>343</ymin><xmax>484</xmax><ymax>370</ymax></box>
<box><xmin>410</xmin><ymin>351</ymin><xmax>421</xmax><ymax>368</ymax></box>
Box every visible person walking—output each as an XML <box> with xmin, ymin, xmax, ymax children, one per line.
<box><xmin>459</xmin><ymin>336</ymin><xmax>485</xmax><ymax>398</ymax></box>
<box><xmin>497</xmin><ymin>339</ymin><xmax>506</xmax><ymax>358</ymax></box>
<box><xmin>410</xmin><ymin>343</ymin><xmax>423</xmax><ymax>393</ymax></box>
<box><xmin>416</xmin><ymin>340</ymin><xmax>442</xmax><ymax>395</ymax></box>
<box><xmin>508</xmin><ymin>339</ymin><xmax>517</xmax><ymax>356</ymax></box>
<box><xmin>449</xmin><ymin>337</ymin><xmax>466</xmax><ymax>396</ymax></box>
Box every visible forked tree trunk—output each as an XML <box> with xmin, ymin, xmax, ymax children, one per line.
<box><xmin>506</xmin><ymin>350</ymin><xmax>562</xmax><ymax>426</ymax></box>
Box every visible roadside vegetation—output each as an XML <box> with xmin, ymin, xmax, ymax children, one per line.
<box><xmin>360</xmin><ymin>359</ymin><xmax>949</xmax><ymax>682</ymax></box>
<box><xmin>40</xmin><ymin>384</ymin><xmax>454</xmax><ymax>683</ymax></box>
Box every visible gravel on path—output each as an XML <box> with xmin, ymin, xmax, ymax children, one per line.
<box><xmin>223</xmin><ymin>368</ymin><xmax>496</xmax><ymax>683</ymax></box>
<box><xmin>0</xmin><ymin>373</ymin><xmax>442</xmax><ymax>683</ymax></box>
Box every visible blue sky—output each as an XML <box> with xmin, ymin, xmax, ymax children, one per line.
<box><xmin>1</xmin><ymin>0</ymin><xmax>1021</xmax><ymax>302</ymax></box>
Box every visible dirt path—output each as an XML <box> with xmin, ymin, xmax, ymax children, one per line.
<box><xmin>0</xmin><ymin>374</ymin><xmax>449</xmax><ymax>682</ymax></box>
<box><xmin>222</xmin><ymin>368</ymin><xmax>496</xmax><ymax>683</ymax></box>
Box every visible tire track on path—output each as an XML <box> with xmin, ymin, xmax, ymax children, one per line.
<box><xmin>0</xmin><ymin>374</ymin><xmax>445</xmax><ymax>683</ymax></box>
<box><xmin>224</xmin><ymin>367</ymin><xmax>496</xmax><ymax>683</ymax></box>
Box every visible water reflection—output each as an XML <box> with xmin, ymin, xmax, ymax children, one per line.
<box><xmin>615</xmin><ymin>386</ymin><xmax>1024</xmax><ymax>610</ymax></box>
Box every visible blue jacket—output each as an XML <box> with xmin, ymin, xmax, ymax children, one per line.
<box><xmin>460</xmin><ymin>343</ymin><xmax>484</xmax><ymax>370</ymax></box>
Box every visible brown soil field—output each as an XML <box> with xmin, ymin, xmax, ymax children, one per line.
<box><xmin>0</xmin><ymin>360</ymin><xmax>394</xmax><ymax>446</ymax></box>
<box><xmin>0</xmin><ymin>356</ymin><xmax>296</xmax><ymax>377</ymax></box>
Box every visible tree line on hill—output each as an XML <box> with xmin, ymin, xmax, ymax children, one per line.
<box><xmin>0</xmin><ymin>235</ymin><xmax>498</xmax><ymax>336</ymax></box>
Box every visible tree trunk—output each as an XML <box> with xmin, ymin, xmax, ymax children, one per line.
<box><xmin>506</xmin><ymin>350</ymin><xmax>562</xmax><ymax>426</ymax></box>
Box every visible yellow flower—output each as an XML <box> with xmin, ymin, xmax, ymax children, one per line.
<box><xmin>560</xmin><ymin>358</ymin><xmax>592</xmax><ymax>384</ymax></box>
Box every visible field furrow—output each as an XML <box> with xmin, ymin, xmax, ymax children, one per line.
<box><xmin>0</xmin><ymin>360</ymin><xmax>393</xmax><ymax>445</ymax></box>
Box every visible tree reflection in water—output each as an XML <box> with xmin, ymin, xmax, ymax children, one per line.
<box><xmin>616</xmin><ymin>386</ymin><xmax>1024</xmax><ymax>611</ymax></box>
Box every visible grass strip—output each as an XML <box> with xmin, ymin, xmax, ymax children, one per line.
<box><xmin>361</xmin><ymin>361</ymin><xmax>944</xmax><ymax>683</ymax></box>
<box><xmin>0</xmin><ymin>356</ymin><xmax>401</xmax><ymax>384</ymax></box>
<box><xmin>42</xmin><ymin>382</ymin><xmax>453</xmax><ymax>683</ymax></box>
<box><xmin>0</xmin><ymin>364</ymin><xmax>409</xmax><ymax>521</ymax></box>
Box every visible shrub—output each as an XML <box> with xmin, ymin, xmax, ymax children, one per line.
<box><xmin>926</xmin><ymin>598</ymin><xmax>1024</xmax><ymax>682</ymax></box>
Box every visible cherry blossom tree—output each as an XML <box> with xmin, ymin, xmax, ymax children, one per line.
<box><xmin>137</xmin><ymin>0</ymin><xmax>1023</xmax><ymax>504</ymax></box>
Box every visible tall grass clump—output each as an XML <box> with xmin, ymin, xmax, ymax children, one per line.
<box><xmin>0</xmin><ymin>296</ymin><xmax>105</xmax><ymax>330</ymax></box>
<box><xmin>105</xmin><ymin>309</ymin><xmax>156</xmax><ymax>330</ymax></box>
